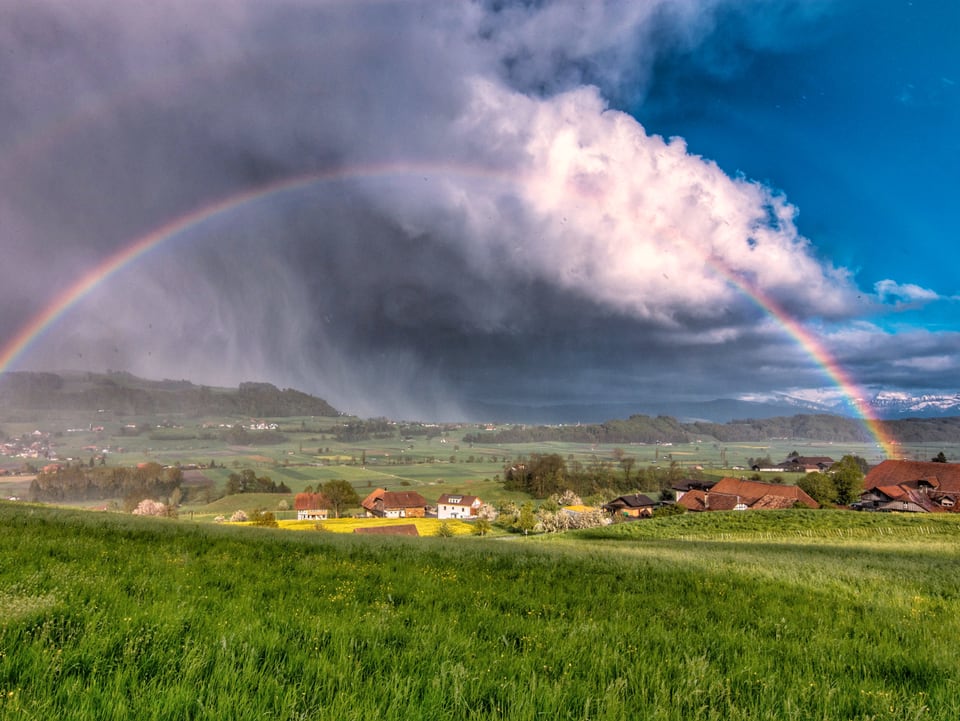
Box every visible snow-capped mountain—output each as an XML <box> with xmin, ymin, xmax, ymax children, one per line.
<box><xmin>865</xmin><ymin>392</ymin><xmax>960</xmax><ymax>419</ymax></box>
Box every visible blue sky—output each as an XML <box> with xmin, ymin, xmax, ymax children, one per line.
<box><xmin>0</xmin><ymin>0</ymin><xmax>957</xmax><ymax>421</ymax></box>
<box><xmin>637</xmin><ymin>0</ymin><xmax>959</xmax><ymax>328</ymax></box>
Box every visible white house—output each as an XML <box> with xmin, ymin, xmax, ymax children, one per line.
<box><xmin>436</xmin><ymin>493</ymin><xmax>482</xmax><ymax>520</ymax></box>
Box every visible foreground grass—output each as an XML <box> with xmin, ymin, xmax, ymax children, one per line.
<box><xmin>1</xmin><ymin>504</ymin><xmax>959</xmax><ymax>719</ymax></box>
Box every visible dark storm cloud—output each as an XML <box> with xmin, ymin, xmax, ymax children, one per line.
<box><xmin>1</xmin><ymin>0</ymin><xmax>954</xmax><ymax>419</ymax></box>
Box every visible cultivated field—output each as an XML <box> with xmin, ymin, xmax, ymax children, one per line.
<box><xmin>1</xmin><ymin>503</ymin><xmax>958</xmax><ymax>720</ymax></box>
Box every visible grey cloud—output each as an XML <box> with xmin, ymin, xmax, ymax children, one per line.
<box><xmin>0</xmin><ymin>0</ymin><xmax>945</xmax><ymax>420</ymax></box>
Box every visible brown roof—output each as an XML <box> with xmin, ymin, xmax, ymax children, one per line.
<box><xmin>294</xmin><ymin>492</ymin><xmax>328</xmax><ymax>510</ymax></box>
<box><xmin>437</xmin><ymin>493</ymin><xmax>480</xmax><ymax>506</ymax></box>
<box><xmin>865</xmin><ymin>460</ymin><xmax>960</xmax><ymax>491</ymax></box>
<box><xmin>353</xmin><ymin>524</ymin><xmax>419</xmax><ymax>536</ymax></box>
<box><xmin>677</xmin><ymin>489</ymin><xmax>707</xmax><ymax>511</ymax></box>
<box><xmin>380</xmin><ymin>491</ymin><xmax>427</xmax><ymax>509</ymax></box>
<box><xmin>361</xmin><ymin>488</ymin><xmax>388</xmax><ymax>512</ymax></box>
<box><xmin>706</xmin><ymin>477</ymin><xmax>819</xmax><ymax>509</ymax></box>
<box><xmin>603</xmin><ymin>493</ymin><xmax>657</xmax><ymax>510</ymax></box>
<box><xmin>751</xmin><ymin>494</ymin><xmax>806</xmax><ymax>510</ymax></box>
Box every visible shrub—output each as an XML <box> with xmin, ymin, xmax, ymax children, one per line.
<box><xmin>229</xmin><ymin>510</ymin><xmax>248</xmax><ymax>523</ymax></box>
<box><xmin>652</xmin><ymin>502</ymin><xmax>686</xmax><ymax>518</ymax></box>
<box><xmin>473</xmin><ymin>518</ymin><xmax>493</xmax><ymax>536</ymax></box>
<box><xmin>249</xmin><ymin>509</ymin><xmax>278</xmax><ymax>528</ymax></box>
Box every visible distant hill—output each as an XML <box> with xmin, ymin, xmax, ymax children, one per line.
<box><xmin>0</xmin><ymin>371</ymin><xmax>340</xmax><ymax>418</ymax></box>
<box><xmin>463</xmin><ymin>413</ymin><xmax>960</xmax><ymax>445</ymax></box>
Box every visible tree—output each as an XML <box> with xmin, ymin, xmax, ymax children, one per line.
<box><xmin>797</xmin><ymin>471</ymin><xmax>838</xmax><ymax>506</ymax></box>
<box><xmin>473</xmin><ymin>518</ymin><xmax>492</xmax><ymax>536</ymax></box>
<box><xmin>932</xmin><ymin>451</ymin><xmax>948</xmax><ymax>463</ymax></box>
<box><xmin>829</xmin><ymin>455</ymin><xmax>865</xmax><ymax>506</ymax></box>
<box><xmin>321</xmin><ymin>479</ymin><xmax>359</xmax><ymax>518</ymax></box>
<box><xmin>132</xmin><ymin>499</ymin><xmax>167</xmax><ymax>517</ymax></box>
<box><xmin>515</xmin><ymin>502</ymin><xmax>537</xmax><ymax>535</ymax></box>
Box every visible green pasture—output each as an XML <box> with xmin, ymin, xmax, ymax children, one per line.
<box><xmin>2</xmin><ymin>504</ymin><xmax>959</xmax><ymax>720</ymax></box>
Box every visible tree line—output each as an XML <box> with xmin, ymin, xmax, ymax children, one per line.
<box><xmin>503</xmin><ymin>452</ymin><xmax>693</xmax><ymax>499</ymax></box>
<box><xmin>30</xmin><ymin>462</ymin><xmax>183</xmax><ymax>507</ymax></box>
<box><xmin>466</xmin><ymin>414</ymin><xmax>960</xmax><ymax>445</ymax></box>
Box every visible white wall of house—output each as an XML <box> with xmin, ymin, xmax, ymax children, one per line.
<box><xmin>438</xmin><ymin>503</ymin><xmax>478</xmax><ymax>519</ymax></box>
<box><xmin>297</xmin><ymin>509</ymin><xmax>328</xmax><ymax>521</ymax></box>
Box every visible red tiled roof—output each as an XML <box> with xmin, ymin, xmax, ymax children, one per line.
<box><xmin>380</xmin><ymin>491</ymin><xmax>427</xmax><ymax>509</ymax></box>
<box><xmin>294</xmin><ymin>492</ymin><xmax>328</xmax><ymax>510</ymax></box>
<box><xmin>677</xmin><ymin>489</ymin><xmax>707</xmax><ymax>511</ymax></box>
<box><xmin>873</xmin><ymin>484</ymin><xmax>908</xmax><ymax>501</ymax></box>
<box><xmin>751</xmin><ymin>494</ymin><xmax>805</xmax><ymax>510</ymax></box>
<box><xmin>707</xmin><ymin>477</ymin><xmax>819</xmax><ymax>509</ymax></box>
<box><xmin>865</xmin><ymin>460</ymin><xmax>960</xmax><ymax>490</ymax></box>
<box><xmin>361</xmin><ymin>488</ymin><xmax>387</xmax><ymax>512</ymax></box>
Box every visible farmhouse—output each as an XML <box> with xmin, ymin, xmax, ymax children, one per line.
<box><xmin>678</xmin><ymin>477</ymin><xmax>819</xmax><ymax>511</ymax></box>
<box><xmin>602</xmin><ymin>493</ymin><xmax>658</xmax><ymax>518</ymax></box>
<box><xmin>294</xmin><ymin>492</ymin><xmax>329</xmax><ymax>521</ymax></box>
<box><xmin>436</xmin><ymin>493</ymin><xmax>482</xmax><ymax>519</ymax></box>
<box><xmin>857</xmin><ymin>460</ymin><xmax>960</xmax><ymax>513</ymax></box>
<box><xmin>671</xmin><ymin>479</ymin><xmax>716</xmax><ymax>502</ymax></box>
<box><xmin>779</xmin><ymin>456</ymin><xmax>835</xmax><ymax>473</ymax></box>
<box><xmin>361</xmin><ymin>488</ymin><xmax>427</xmax><ymax>518</ymax></box>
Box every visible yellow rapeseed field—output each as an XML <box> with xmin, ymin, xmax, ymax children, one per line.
<box><xmin>277</xmin><ymin>517</ymin><xmax>475</xmax><ymax>536</ymax></box>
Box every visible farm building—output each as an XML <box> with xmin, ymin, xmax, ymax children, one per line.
<box><xmin>778</xmin><ymin>456</ymin><xmax>835</xmax><ymax>472</ymax></box>
<box><xmin>671</xmin><ymin>479</ymin><xmax>716</xmax><ymax>502</ymax></box>
<box><xmin>294</xmin><ymin>492</ymin><xmax>329</xmax><ymax>521</ymax></box>
<box><xmin>857</xmin><ymin>460</ymin><xmax>960</xmax><ymax>513</ymax></box>
<box><xmin>602</xmin><ymin>493</ymin><xmax>658</xmax><ymax>518</ymax></box>
<box><xmin>436</xmin><ymin>493</ymin><xmax>482</xmax><ymax>519</ymax></box>
<box><xmin>361</xmin><ymin>488</ymin><xmax>427</xmax><ymax>518</ymax></box>
<box><xmin>678</xmin><ymin>477</ymin><xmax>819</xmax><ymax>511</ymax></box>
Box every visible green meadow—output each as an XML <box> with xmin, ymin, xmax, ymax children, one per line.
<box><xmin>2</xmin><ymin>503</ymin><xmax>959</xmax><ymax>720</ymax></box>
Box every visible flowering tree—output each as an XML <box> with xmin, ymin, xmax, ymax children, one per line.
<box><xmin>132</xmin><ymin>499</ymin><xmax>167</xmax><ymax>517</ymax></box>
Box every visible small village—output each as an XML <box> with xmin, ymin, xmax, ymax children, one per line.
<box><xmin>280</xmin><ymin>457</ymin><xmax>960</xmax><ymax>538</ymax></box>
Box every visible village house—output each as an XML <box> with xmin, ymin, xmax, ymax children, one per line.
<box><xmin>857</xmin><ymin>460</ymin><xmax>960</xmax><ymax>513</ymax></box>
<box><xmin>671</xmin><ymin>479</ymin><xmax>716</xmax><ymax>502</ymax></box>
<box><xmin>677</xmin><ymin>477</ymin><xmax>819</xmax><ymax>512</ymax></box>
<box><xmin>602</xmin><ymin>493</ymin><xmax>658</xmax><ymax>518</ymax></box>
<box><xmin>436</xmin><ymin>493</ymin><xmax>482</xmax><ymax>519</ymax></box>
<box><xmin>294</xmin><ymin>492</ymin><xmax>329</xmax><ymax>521</ymax></box>
<box><xmin>779</xmin><ymin>456</ymin><xmax>835</xmax><ymax>473</ymax></box>
<box><xmin>361</xmin><ymin>488</ymin><xmax>427</xmax><ymax>518</ymax></box>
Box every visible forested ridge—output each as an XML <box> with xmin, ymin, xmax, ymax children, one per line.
<box><xmin>0</xmin><ymin>371</ymin><xmax>339</xmax><ymax>417</ymax></box>
<box><xmin>464</xmin><ymin>414</ymin><xmax>960</xmax><ymax>444</ymax></box>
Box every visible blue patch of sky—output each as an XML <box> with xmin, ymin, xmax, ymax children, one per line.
<box><xmin>626</xmin><ymin>0</ymin><xmax>959</xmax><ymax>329</ymax></box>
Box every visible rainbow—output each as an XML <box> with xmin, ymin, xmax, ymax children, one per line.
<box><xmin>0</xmin><ymin>167</ymin><xmax>896</xmax><ymax>457</ymax></box>
<box><xmin>724</xmin><ymin>278</ymin><xmax>897</xmax><ymax>457</ymax></box>
<box><xmin>0</xmin><ymin>163</ymin><xmax>502</xmax><ymax>374</ymax></box>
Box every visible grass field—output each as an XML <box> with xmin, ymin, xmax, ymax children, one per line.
<box><xmin>2</xmin><ymin>503</ymin><xmax>959</xmax><ymax>719</ymax></box>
